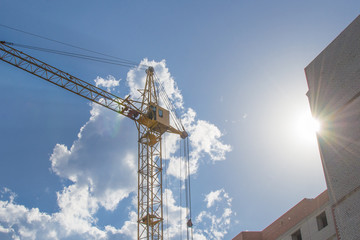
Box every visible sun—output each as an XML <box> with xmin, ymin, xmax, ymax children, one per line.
<box><xmin>294</xmin><ymin>111</ymin><xmax>321</xmax><ymax>142</ymax></box>
<box><xmin>307</xmin><ymin>117</ymin><xmax>321</xmax><ymax>133</ymax></box>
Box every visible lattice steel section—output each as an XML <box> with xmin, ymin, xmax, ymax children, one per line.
<box><xmin>0</xmin><ymin>42</ymin><xmax>141</xmax><ymax>117</ymax></box>
<box><xmin>137</xmin><ymin>124</ymin><xmax>163</xmax><ymax>240</ymax></box>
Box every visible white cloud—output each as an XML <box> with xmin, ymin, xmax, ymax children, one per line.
<box><xmin>0</xmin><ymin>194</ymin><xmax>56</xmax><ymax>240</ymax></box>
<box><xmin>204</xmin><ymin>189</ymin><xmax>223</xmax><ymax>208</ymax></box>
<box><xmin>166</xmin><ymin>108</ymin><xmax>231</xmax><ymax>179</ymax></box>
<box><xmin>0</xmin><ymin>225</ymin><xmax>11</xmax><ymax>233</ymax></box>
<box><xmin>105</xmin><ymin>210</ymin><xmax>137</xmax><ymax>240</ymax></box>
<box><xmin>50</xmin><ymin>102</ymin><xmax>138</xmax><ymax>211</ymax></box>
<box><xmin>161</xmin><ymin>188</ymin><xmax>234</xmax><ymax>240</ymax></box>
<box><xmin>0</xmin><ymin>192</ymin><xmax>108</xmax><ymax>240</ymax></box>
<box><xmin>195</xmin><ymin>189</ymin><xmax>233</xmax><ymax>240</ymax></box>
<box><xmin>166</xmin><ymin>156</ymin><xmax>189</xmax><ymax>180</ymax></box>
<box><xmin>183</xmin><ymin>108</ymin><xmax>232</xmax><ymax>162</ymax></box>
<box><xmin>55</xmin><ymin>185</ymin><xmax>99</xmax><ymax>232</ymax></box>
<box><xmin>162</xmin><ymin>189</ymin><xmax>189</xmax><ymax>239</ymax></box>
<box><xmin>94</xmin><ymin>75</ymin><xmax>120</xmax><ymax>91</ymax></box>
<box><xmin>127</xmin><ymin>59</ymin><xmax>183</xmax><ymax>109</ymax></box>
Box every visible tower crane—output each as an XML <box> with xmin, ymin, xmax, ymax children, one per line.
<box><xmin>0</xmin><ymin>41</ymin><xmax>190</xmax><ymax>240</ymax></box>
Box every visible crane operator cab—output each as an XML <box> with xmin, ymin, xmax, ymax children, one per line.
<box><xmin>146</xmin><ymin>104</ymin><xmax>169</xmax><ymax>126</ymax></box>
<box><xmin>138</xmin><ymin>104</ymin><xmax>171</xmax><ymax>136</ymax></box>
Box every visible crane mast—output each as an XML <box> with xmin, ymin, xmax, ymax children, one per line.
<box><xmin>0</xmin><ymin>41</ymin><xmax>188</xmax><ymax>240</ymax></box>
<box><xmin>137</xmin><ymin>67</ymin><xmax>163</xmax><ymax>239</ymax></box>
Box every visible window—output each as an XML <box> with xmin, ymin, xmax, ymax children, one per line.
<box><xmin>291</xmin><ymin>230</ymin><xmax>302</xmax><ymax>240</ymax></box>
<box><xmin>149</xmin><ymin>106</ymin><xmax>156</xmax><ymax>120</ymax></box>
<box><xmin>159</xmin><ymin>109</ymin><xmax>163</xmax><ymax>118</ymax></box>
<box><xmin>316</xmin><ymin>211</ymin><xmax>328</xmax><ymax>230</ymax></box>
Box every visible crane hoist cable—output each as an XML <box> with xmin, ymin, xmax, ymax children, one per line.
<box><xmin>183</xmin><ymin>139</ymin><xmax>190</xmax><ymax>239</ymax></box>
<box><xmin>179</xmin><ymin>139</ymin><xmax>183</xmax><ymax>239</ymax></box>
<box><xmin>186</xmin><ymin>137</ymin><xmax>194</xmax><ymax>240</ymax></box>
<box><xmin>163</xmin><ymin>134</ymin><xmax>170</xmax><ymax>240</ymax></box>
<box><xmin>178</xmin><ymin>137</ymin><xmax>194</xmax><ymax>240</ymax></box>
<box><xmin>154</xmin><ymin>72</ymin><xmax>185</xmax><ymax>132</ymax></box>
<box><xmin>1</xmin><ymin>41</ymin><xmax>145</xmax><ymax>69</ymax></box>
<box><xmin>154</xmin><ymin>73</ymin><xmax>193</xmax><ymax>238</ymax></box>
<box><xmin>0</xmin><ymin>23</ymin><xmax>142</xmax><ymax>66</ymax></box>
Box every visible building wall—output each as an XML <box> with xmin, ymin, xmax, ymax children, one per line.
<box><xmin>261</xmin><ymin>191</ymin><xmax>329</xmax><ymax>240</ymax></box>
<box><xmin>276</xmin><ymin>203</ymin><xmax>336</xmax><ymax>240</ymax></box>
<box><xmin>333</xmin><ymin>187</ymin><xmax>360</xmax><ymax>240</ymax></box>
<box><xmin>232</xmin><ymin>191</ymin><xmax>336</xmax><ymax>240</ymax></box>
<box><xmin>305</xmin><ymin>15</ymin><xmax>360</xmax><ymax>239</ymax></box>
<box><xmin>233</xmin><ymin>231</ymin><xmax>262</xmax><ymax>240</ymax></box>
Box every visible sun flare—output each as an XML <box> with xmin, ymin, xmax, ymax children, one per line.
<box><xmin>294</xmin><ymin>111</ymin><xmax>321</xmax><ymax>142</ymax></box>
<box><xmin>303</xmin><ymin>117</ymin><xmax>321</xmax><ymax>133</ymax></box>
<box><xmin>307</xmin><ymin>117</ymin><xmax>321</xmax><ymax>133</ymax></box>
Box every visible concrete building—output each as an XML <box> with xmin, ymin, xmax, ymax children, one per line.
<box><xmin>232</xmin><ymin>190</ymin><xmax>337</xmax><ymax>240</ymax></box>
<box><xmin>305</xmin><ymin>15</ymin><xmax>360</xmax><ymax>239</ymax></box>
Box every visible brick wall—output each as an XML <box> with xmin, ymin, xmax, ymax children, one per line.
<box><xmin>262</xmin><ymin>191</ymin><xmax>329</xmax><ymax>240</ymax></box>
<box><xmin>232</xmin><ymin>231</ymin><xmax>263</xmax><ymax>240</ymax></box>
<box><xmin>305</xmin><ymin>15</ymin><xmax>360</xmax><ymax>239</ymax></box>
<box><xmin>333</xmin><ymin>187</ymin><xmax>360</xmax><ymax>239</ymax></box>
<box><xmin>232</xmin><ymin>191</ymin><xmax>335</xmax><ymax>240</ymax></box>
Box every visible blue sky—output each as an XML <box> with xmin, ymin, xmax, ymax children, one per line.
<box><xmin>0</xmin><ymin>1</ymin><xmax>359</xmax><ymax>239</ymax></box>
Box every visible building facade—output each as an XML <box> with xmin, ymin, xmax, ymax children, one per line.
<box><xmin>232</xmin><ymin>190</ymin><xmax>337</xmax><ymax>240</ymax></box>
<box><xmin>305</xmin><ymin>15</ymin><xmax>360</xmax><ymax>239</ymax></box>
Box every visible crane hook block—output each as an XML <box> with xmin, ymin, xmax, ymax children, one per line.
<box><xmin>187</xmin><ymin>219</ymin><xmax>193</xmax><ymax>228</ymax></box>
<box><xmin>181</xmin><ymin>131</ymin><xmax>188</xmax><ymax>139</ymax></box>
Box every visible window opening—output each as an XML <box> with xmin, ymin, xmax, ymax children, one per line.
<box><xmin>148</xmin><ymin>105</ymin><xmax>156</xmax><ymax>120</ymax></box>
<box><xmin>291</xmin><ymin>229</ymin><xmax>302</xmax><ymax>240</ymax></box>
<box><xmin>316</xmin><ymin>211</ymin><xmax>328</xmax><ymax>230</ymax></box>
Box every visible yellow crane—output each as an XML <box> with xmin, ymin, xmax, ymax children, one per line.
<box><xmin>0</xmin><ymin>41</ymin><xmax>190</xmax><ymax>240</ymax></box>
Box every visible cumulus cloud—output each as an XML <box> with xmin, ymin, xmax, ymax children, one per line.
<box><xmin>94</xmin><ymin>75</ymin><xmax>120</xmax><ymax>91</ymax></box>
<box><xmin>1</xmin><ymin>74</ymin><xmax>138</xmax><ymax>239</ymax></box>
<box><xmin>183</xmin><ymin>108</ymin><xmax>231</xmax><ymax>162</ymax></box>
<box><xmin>127</xmin><ymin>59</ymin><xmax>183</xmax><ymax>110</ymax></box>
<box><xmin>205</xmin><ymin>189</ymin><xmax>224</xmax><ymax>208</ymax></box>
<box><xmin>162</xmin><ymin>189</ymin><xmax>189</xmax><ymax>239</ymax></box>
<box><xmin>166</xmin><ymin>108</ymin><xmax>232</xmax><ymax>179</ymax></box>
<box><xmin>195</xmin><ymin>189</ymin><xmax>233</xmax><ymax>240</ymax></box>
<box><xmin>50</xmin><ymin>102</ymin><xmax>137</xmax><ymax>211</ymax></box>
<box><xmin>0</xmin><ymin>188</ymin><xmax>107</xmax><ymax>240</ymax></box>
<box><xmin>105</xmin><ymin>210</ymin><xmax>137</xmax><ymax>240</ymax></box>
<box><xmin>0</xmin><ymin>59</ymin><xmax>232</xmax><ymax>239</ymax></box>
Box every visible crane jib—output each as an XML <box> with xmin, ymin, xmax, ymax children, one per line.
<box><xmin>0</xmin><ymin>42</ymin><xmax>141</xmax><ymax>118</ymax></box>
